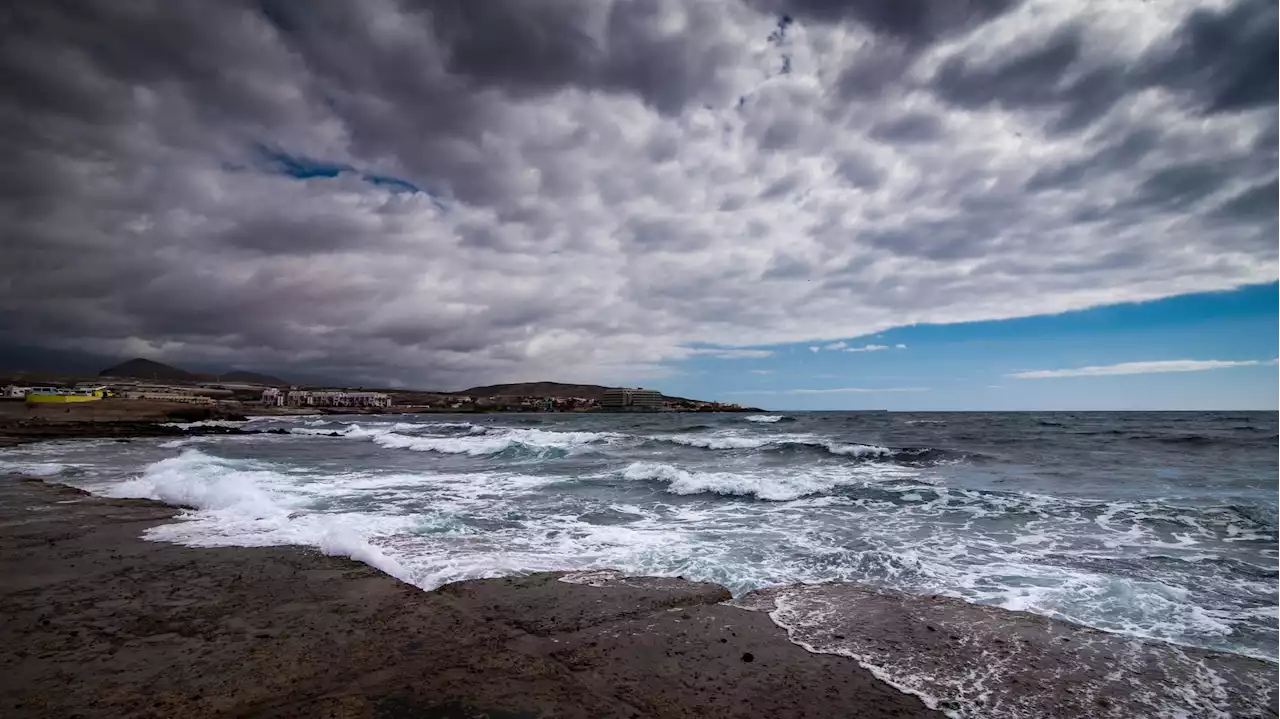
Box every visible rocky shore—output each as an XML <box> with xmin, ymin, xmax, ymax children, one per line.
<box><xmin>0</xmin><ymin>478</ymin><xmax>941</xmax><ymax>719</ymax></box>
<box><xmin>0</xmin><ymin>401</ymin><xmax>265</xmax><ymax>449</ymax></box>
<box><xmin>2</xmin><ymin>424</ymin><xmax>1276</xmax><ymax>719</ymax></box>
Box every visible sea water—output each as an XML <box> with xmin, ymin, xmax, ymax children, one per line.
<box><xmin>2</xmin><ymin>411</ymin><xmax>1275</xmax><ymax>670</ymax></box>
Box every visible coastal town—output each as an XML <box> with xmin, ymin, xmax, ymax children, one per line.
<box><xmin>0</xmin><ymin>358</ymin><xmax>757</xmax><ymax>416</ymax></box>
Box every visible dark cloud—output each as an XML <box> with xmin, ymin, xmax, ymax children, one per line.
<box><xmin>1024</xmin><ymin>126</ymin><xmax>1167</xmax><ymax>191</ymax></box>
<box><xmin>1143</xmin><ymin>0</ymin><xmax>1278</xmax><ymax>113</ymax></box>
<box><xmin>0</xmin><ymin>0</ymin><xmax>1274</xmax><ymax>388</ymax></box>
<box><xmin>424</xmin><ymin>0</ymin><xmax>604</xmax><ymax>91</ymax></box>
<box><xmin>220</xmin><ymin>212</ymin><xmax>376</xmax><ymax>255</ymax></box>
<box><xmin>933</xmin><ymin>27</ymin><xmax>1087</xmax><ymax>107</ymax></box>
<box><xmin>627</xmin><ymin>217</ymin><xmax>712</xmax><ymax>250</ymax></box>
<box><xmin>760</xmin><ymin>116</ymin><xmax>806</xmax><ymax>150</ymax></box>
<box><xmin>761</xmin><ymin>253</ymin><xmax>815</xmax><ymax>280</ymax></box>
<box><xmin>834</xmin><ymin>151</ymin><xmax>883</xmax><ymax>189</ymax></box>
<box><xmin>931</xmin><ymin>26</ymin><xmax>1136</xmax><ymax>133</ymax></box>
<box><xmin>1130</xmin><ymin>162</ymin><xmax>1233</xmax><ymax>209</ymax></box>
<box><xmin>870</xmin><ymin>112</ymin><xmax>945</xmax><ymax>144</ymax></box>
<box><xmin>751</xmin><ymin>0</ymin><xmax>1020</xmax><ymax>42</ymax></box>
<box><xmin>1213</xmin><ymin>179</ymin><xmax>1279</xmax><ymax>222</ymax></box>
<box><xmin>262</xmin><ymin>0</ymin><xmax>751</xmax><ymax>124</ymax></box>
<box><xmin>931</xmin><ymin>0</ymin><xmax>1277</xmax><ymax>134</ymax></box>
<box><xmin>836</xmin><ymin>40</ymin><xmax>918</xmax><ymax>99</ymax></box>
<box><xmin>762</xmin><ymin>0</ymin><xmax>1024</xmax><ymax>100</ymax></box>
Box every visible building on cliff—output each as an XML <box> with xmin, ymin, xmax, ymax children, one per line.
<box><xmin>599</xmin><ymin>388</ymin><xmax>663</xmax><ymax>411</ymax></box>
<box><xmin>261</xmin><ymin>387</ymin><xmax>391</xmax><ymax>409</ymax></box>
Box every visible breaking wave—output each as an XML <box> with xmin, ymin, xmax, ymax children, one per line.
<box><xmin>160</xmin><ymin>419</ymin><xmax>249</xmax><ymax>429</ymax></box>
<box><xmin>619</xmin><ymin>461</ymin><xmax>912</xmax><ymax>501</ymax></box>
<box><xmin>284</xmin><ymin>421</ymin><xmax>948</xmax><ymax>465</ymax></box>
<box><xmin>649</xmin><ymin>433</ymin><xmax>950</xmax><ymax>462</ymax></box>
<box><xmin>21</xmin><ymin>409</ymin><xmax>1269</xmax><ymax>665</ymax></box>
<box><xmin>102</xmin><ymin>449</ymin><xmax>414</xmax><ymax>582</ymax></box>
<box><xmin>292</xmin><ymin>423</ymin><xmax>622</xmax><ymax>458</ymax></box>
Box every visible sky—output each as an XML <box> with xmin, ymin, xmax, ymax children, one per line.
<box><xmin>0</xmin><ymin>0</ymin><xmax>1276</xmax><ymax>409</ymax></box>
<box><xmin>673</xmin><ymin>282</ymin><xmax>1279</xmax><ymax>410</ymax></box>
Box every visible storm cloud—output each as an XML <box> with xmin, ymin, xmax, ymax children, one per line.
<box><xmin>0</xmin><ymin>0</ymin><xmax>1275</xmax><ymax>388</ymax></box>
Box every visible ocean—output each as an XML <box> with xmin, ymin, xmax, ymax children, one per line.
<box><xmin>2</xmin><ymin>410</ymin><xmax>1275</xmax><ymax>670</ymax></box>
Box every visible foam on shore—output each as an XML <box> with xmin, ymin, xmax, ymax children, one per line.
<box><xmin>103</xmin><ymin>449</ymin><xmax>414</xmax><ymax>583</ymax></box>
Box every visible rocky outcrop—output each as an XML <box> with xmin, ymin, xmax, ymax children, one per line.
<box><xmin>0</xmin><ymin>479</ymin><xmax>939</xmax><ymax>719</ymax></box>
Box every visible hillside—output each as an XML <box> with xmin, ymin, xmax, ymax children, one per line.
<box><xmin>456</xmin><ymin>382</ymin><xmax>692</xmax><ymax>403</ymax></box>
<box><xmin>97</xmin><ymin>358</ymin><xmax>289</xmax><ymax>386</ymax></box>
<box><xmin>99</xmin><ymin>358</ymin><xmax>200</xmax><ymax>382</ymax></box>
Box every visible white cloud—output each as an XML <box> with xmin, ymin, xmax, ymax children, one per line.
<box><xmin>684</xmin><ymin>348</ymin><xmax>775</xmax><ymax>360</ymax></box>
<box><xmin>748</xmin><ymin>369</ymin><xmax>774</xmax><ymax>375</ymax></box>
<box><xmin>844</xmin><ymin>344</ymin><xmax>890</xmax><ymax>353</ymax></box>
<box><xmin>823</xmin><ymin>341</ymin><xmax>848</xmax><ymax>351</ymax></box>
<box><xmin>728</xmin><ymin>386</ymin><xmax>929</xmax><ymax>395</ymax></box>
<box><xmin>895</xmin><ymin>344</ymin><xmax>908</xmax><ymax>349</ymax></box>
<box><xmin>787</xmin><ymin>386</ymin><xmax>928</xmax><ymax>394</ymax></box>
<box><xmin>808</xmin><ymin>346</ymin><xmax>821</xmax><ymax>353</ymax></box>
<box><xmin>1009</xmin><ymin>359</ymin><xmax>1276</xmax><ymax>379</ymax></box>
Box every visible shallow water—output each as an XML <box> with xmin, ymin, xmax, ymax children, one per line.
<box><xmin>2</xmin><ymin>410</ymin><xmax>1275</xmax><ymax>664</ymax></box>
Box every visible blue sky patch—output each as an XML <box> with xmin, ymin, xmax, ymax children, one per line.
<box><xmin>655</xmin><ymin>283</ymin><xmax>1279</xmax><ymax>411</ymax></box>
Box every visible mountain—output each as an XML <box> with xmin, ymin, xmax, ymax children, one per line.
<box><xmin>456</xmin><ymin>382</ymin><xmax>693</xmax><ymax>403</ymax></box>
<box><xmin>99</xmin><ymin>358</ymin><xmax>200</xmax><ymax>382</ymax></box>
<box><xmin>219</xmin><ymin>370</ymin><xmax>290</xmax><ymax>386</ymax></box>
<box><xmin>97</xmin><ymin>359</ymin><xmax>288</xmax><ymax>386</ymax></box>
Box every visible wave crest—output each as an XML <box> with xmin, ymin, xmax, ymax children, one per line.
<box><xmin>619</xmin><ymin>461</ymin><xmax>904</xmax><ymax>501</ymax></box>
<box><xmin>652</xmin><ymin>433</ymin><xmax>934</xmax><ymax>462</ymax></box>
<box><xmin>294</xmin><ymin>423</ymin><xmax>621</xmax><ymax>458</ymax></box>
<box><xmin>106</xmin><ymin>449</ymin><xmax>413</xmax><ymax>581</ymax></box>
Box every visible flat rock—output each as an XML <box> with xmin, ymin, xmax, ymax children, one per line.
<box><xmin>737</xmin><ymin>583</ymin><xmax>1278</xmax><ymax>719</ymax></box>
<box><xmin>0</xmin><ymin>478</ymin><xmax>940</xmax><ymax>719</ymax></box>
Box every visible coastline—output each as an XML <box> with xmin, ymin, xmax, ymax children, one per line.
<box><xmin>2</xmin><ymin>424</ymin><xmax>1276</xmax><ymax>718</ymax></box>
<box><xmin>0</xmin><ymin>476</ymin><xmax>940</xmax><ymax>718</ymax></box>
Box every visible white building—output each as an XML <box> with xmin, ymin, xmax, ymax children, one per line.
<box><xmin>262</xmin><ymin>388</ymin><xmax>391</xmax><ymax>409</ymax></box>
<box><xmin>117</xmin><ymin>384</ymin><xmax>213</xmax><ymax>404</ymax></box>
<box><xmin>600</xmin><ymin>388</ymin><xmax>663</xmax><ymax>410</ymax></box>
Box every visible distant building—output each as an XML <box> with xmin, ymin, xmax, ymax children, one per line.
<box><xmin>600</xmin><ymin>388</ymin><xmax>663</xmax><ymax>411</ymax></box>
<box><xmin>25</xmin><ymin>386</ymin><xmax>106</xmax><ymax>403</ymax></box>
<box><xmin>262</xmin><ymin>388</ymin><xmax>391</xmax><ymax>409</ymax></box>
<box><xmin>117</xmin><ymin>384</ymin><xmax>213</xmax><ymax>404</ymax></box>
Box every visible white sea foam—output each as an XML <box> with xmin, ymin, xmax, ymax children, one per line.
<box><xmin>655</xmin><ymin>432</ymin><xmax>894</xmax><ymax>457</ymax></box>
<box><xmin>159</xmin><ymin>419</ymin><xmax>249</xmax><ymax>429</ymax></box>
<box><xmin>744</xmin><ymin>415</ymin><xmax>786</xmax><ymax>423</ymax></box>
<box><xmin>619</xmin><ymin>461</ymin><xmax>913</xmax><ymax>501</ymax></box>
<box><xmin>420</xmin><ymin>421</ymin><xmax>484</xmax><ymax>431</ymax></box>
<box><xmin>102</xmin><ymin>449</ymin><xmax>415</xmax><ymax>583</ymax></box>
<box><xmin>824</xmin><ymin>442</ymin><xmax>895</xmax><ymax>457</ymax></box>
<box><xmin>655</xmin><ymin>433</ymin><xmax>778</xmax><ymax>449</ymax></box>
<box><xmin>757</xmin><ymin>584</ymin><xmax>1277</xmax><ymax>719</ymax></box>
<box><xmin>9</xmin><ymin>414</ymin><xmax>1273</xmax><ymax>665</ymax></box>
<box><xmin>0</xmin><ymin>460</ymin><xmax>74</xmax><ymax>477</ymax></box>
<box><xmin>290</xmin><ymin>423</ymin><xmax>620</xmax><ymax>457</ymax></box>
